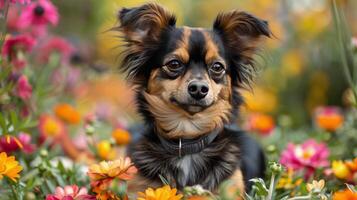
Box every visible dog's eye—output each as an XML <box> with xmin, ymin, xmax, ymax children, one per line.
<box><xmin>210</xmin><ymin>62</ymin><xmax>225</xmax><ymax>74</ymax></box>
<box><xmin>166</xmin><ymin>60</ymin><xmax>182</xmax><ymax>71</ymax></box>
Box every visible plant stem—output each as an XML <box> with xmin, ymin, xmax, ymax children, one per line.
<box><xmin>0</xmin><ymin>0</ymin><xmax>10</xmax><ymax>48</ymax></box>
<box><xmin>266</xmin><ymin>172</ymin><xmax>275</xmax><ymax>200</ymax></box>
<box><xmin>9</xmin><ymin>182</ymin><xmax>19</xmax><ymax>200</ymax></box>
<box><xmin>287</xmin><ymin>195</ymin><xmax>311</xmax><ymax>200</ymax></box>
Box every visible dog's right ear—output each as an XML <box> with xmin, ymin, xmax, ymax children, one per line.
<box><xmin>118</xmin><ymin>3</ymin><xmax>176</xmax><ymax>44</ymax></box>
<box><xmin>117</xmin><ymin>3</ymin><xmax>176</xmax><ymax>83</ymax></box>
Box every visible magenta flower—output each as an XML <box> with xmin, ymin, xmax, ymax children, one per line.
<box><xmin>0</xmin><ymin>133</ymin><xmax>35</xmax><ymax>154</ymax></box>
<box><xmin>38</xmin><ymin>37</ymin><xmax>75</xmax><ymax>64</ymax></box>
<box><xmin>16</xmin><ymin>75</ymin><xmax>32</xmax><ymax>100</ymax></box>
<box><xmin>18</xmin><ymin>0</ymin><xmax>59</xmax><ymax>30</ymax></box>
<box><xmin>280</xmin><ymin>139</ymin><xmax>329</xmax><ymax>179</ymax></box>
<box><xmin>2</xmin><ymin>34</ymin><xmax>36</xmax><ymax>58</ymax></box>
<box><xmin>45</xmin><ymin>185</ymin><xmax>96</xmax><ymax>200</ymax></box>
<box><xmin>0</xmin><ymin>0</ymin><xmax>31</xmax><ymax>9</ymax></box>
<box><xmin>2</xmin><ymin>34</ymin><xmax>36</xmax><ymax>69</ymax></box>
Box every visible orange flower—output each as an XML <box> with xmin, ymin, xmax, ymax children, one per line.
<box><xmin>88</xmin><ymin>157</ymin><xmax>137</xmax><ymax>193</ymax></box>
<box><xmin>96</xmin><ymin>140</ymin><xmax>116</xmax><ymax>160</ymax></box>
<box><xmin>187</xmin><ymin>196</ymin><xmax>210</xmax><ymax>200</ymax></box>
<box><xmin>138</xmin><ymin>185</ymin><xmax>183</xmax><ymax>200</ymax></box>
<box><xmin>333</xmin><ymin>189</ymin><xmax>357</xmax><ymax>200</ymax></box>
<box><xmin>0</xmin><ymin>152</ymin><xmax>23</xmax><ymax>182</ymax></box>
<box><xmin>112</xmin><ymin>128</ymin><xmax>131</xmax><ymax>146</ymax></box>
<box><xmin>315</xmin><ymin>106</ymin><xmax>344</xmax><ymax>132</ymax></box>
<box><xmin>54</xmin><ymin>103</ymin><xmax>81</xmax><ymax>124</ymax></box>
<box><xmin>246</xmin><ymin>113</ymin><xmax>275</xmax><ymax>135</ymax></box>
<box><xmin>38</xmin><ymin>114</ymin><xmax>65</xmax><ymax>137</ymax></box>
<box><xmin>332</xmin><ymin>160</ymin><xmax>351</xmax><ymax>180</ymax></box>
<box><xmin>346</xmin><ymin>158</ymin><xmax>357</xmax><ymax>172</ymax></box>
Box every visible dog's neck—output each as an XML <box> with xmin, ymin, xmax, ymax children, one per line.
<box><xmin>157</xmin><ymin>127</ymin><xmax>221</xmax><ymax>157</ymax></box>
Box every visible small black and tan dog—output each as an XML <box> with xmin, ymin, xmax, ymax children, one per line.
<box><xmin>116</xmin><ymin>3</ymin><xmax>271</xmax><ymax>194</ymax></box>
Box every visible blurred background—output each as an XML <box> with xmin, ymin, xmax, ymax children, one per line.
<box><xmin>49</xmin><ymin>0</ymin><xmax>357</xmax><ymax>129</ymax></box>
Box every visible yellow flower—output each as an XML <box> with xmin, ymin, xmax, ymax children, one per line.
<box><xmin>112</xmin><ymin>128</ymin><xmax>131</xmax><ymax>146</ymax></box>
<box><xmin>88</xmin><ymin>157</ymin><xmax>137</xmax><ymax>193</ymax></box>
<box><xmin>54</xmin><ymin>103</ymin><xmax>81</xmax><ymax>124</ymax></box>
<box><xmin>242</xmin><ymin>87</ymin><xmax>277</xmax><ymax>113</ymax></box>
<box><xmin>332</xmin><ymin>160</ymin><xmax>351</xmax><ymax>179</ymax></box>
<box><xmin>96</xmin><ymin>140</ymin><xmax>116</xmax><ymax>160</ymax></box>
<box><xmin>276</xmin><ymin>168</ymin><xmax>303</xmax><ymax>189</ymax></box>
<box><xmin>0</xmin><ymin>152</ymin><xmax>23</xmax><ymax>182</ymax></box>
<box><xmin>306</xmin><ymin>180</ymin><xmax>325</xmax><ymax>193</ymax></box>
<box><xmin>138</xmin><ymin>185</ymin><xmax>183</xmax><ymax>200</ymax></box>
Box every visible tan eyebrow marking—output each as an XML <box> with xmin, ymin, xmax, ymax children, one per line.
<box><xmin>170</xmin><ymin>26</ymin><xmax>191</xmax><ymax>63</ymax></box>
<box><xmin>203</xmin><ymin>31</ymin><xmax>221</xmax><ymax>64</ymax></box>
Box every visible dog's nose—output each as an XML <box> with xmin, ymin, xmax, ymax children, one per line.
<box><xmin>188</xmin><ymin>81</ymin><xmax>209</xmax><ymax>100</ymax></box>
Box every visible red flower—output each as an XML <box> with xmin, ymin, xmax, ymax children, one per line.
<box><xmin>0</xmin><ymin>133</ymin><xmax>35</xmax><ymax>154</ymax></box>
<box><xmin>2</xmin><ymin>34</ymin><xmax>36</xmax><ymax>69</ymax></box>
<box><xmin>38</xmin><ymin>37</ymin><xmax>75</xmax><ymax>64</ymax></box>
<box><xmin>15</xmin><ymin>75</ymin><xmax>32</xmax><ymax>100</ymax></box>
<box><xmin>245</xmin><ymin>113</ymin><xmax>275</xmax><ymax>135</ymax></box>
<box><xmin>18</xmin><ymin>0</ymin><xmax>58</xmax><ymax>28</ymax></box>
<box><xmin>0</xmin><ymin>0</ymin><xmax>31</xmax><ymax>9</ymax></box>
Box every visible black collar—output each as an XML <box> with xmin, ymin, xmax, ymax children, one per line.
<box><xmin>157</xmin><ymin>128</ymin><xmax>221</xmax><ymax>157</ymax></box>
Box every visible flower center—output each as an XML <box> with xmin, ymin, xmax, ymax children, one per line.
<box><xmin>44</xmin><ymin>119</ymin><xmax>60</xmax><ymax>136</ymax></box>
<box><xmin>34</xmin><ymin>5</ymin><xmax>45</xmax><ymax>16</ymax></box>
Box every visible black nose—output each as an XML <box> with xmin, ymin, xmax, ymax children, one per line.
<box><xmin>188</xmin><ymin>81</ymin><xmax>209</xmax><ymax>100</ymax></box>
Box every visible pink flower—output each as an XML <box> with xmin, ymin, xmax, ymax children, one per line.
<box><xmin>280</xmin><ymin>139</ymin><xmax>329</xmax><ymax>179</ymax></box>
<box><xmin>352</xmin><ymin>37</ymin><xmax>357</xmax><ymax>49</ymax></box>
<box><xmin>0</xmin><ymin>133</ymin><xmax>35</xmax><ymax>154</ymax></box>
<box><xmin>16</xmin><ymin>75</ymin><xmax>32</xmax><ymax>100</ymax></box>
<box><xmin>0</xmin><ymin>0</ymin><xmax>31</xmax><ymax>9</ymax></box>
<box><xmin>38</xmin><ymin>37</ymin><xmax>75</xmax><ymax>64</ymax></box>
<box><xmin>18</xmin><ymin>0</ymin><xmax>58</xmax><ymax>29</ymax></box>
<box><xmin>2</xmin><ymin>34</ymin><xmax>36</xmax><ymax>58</ymax></box>
<box><xmin>2</xmin><ymin>34</ymin><xmax>36</xmax><ymax>69</ymax></box>
<box><xmin>46</xmin><ymin>185</ymin><xmax>96</xmax><ymax>200</ymax></box>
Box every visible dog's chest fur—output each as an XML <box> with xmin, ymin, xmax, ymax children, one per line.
<box><xmin>129</xmin><ymin>128</ymin><xmax>241</xmax><ymax>190</ymax></box>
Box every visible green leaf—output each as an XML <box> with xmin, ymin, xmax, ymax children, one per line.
<box><xmin>250</xmin><ymin>178</ymin><xmax>269</xmax><ymax>197</ymax></box>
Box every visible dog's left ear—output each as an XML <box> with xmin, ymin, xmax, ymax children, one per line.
<box><xmin>118</xmin><ymin>3</ymin><xmax>176</xmax><ymax>43</ymax></box>
<box><xmin>213</xmin><ymin>11</ymin><xmax>271</xmax><ymax>86</ymax></box>
<box><xmin>117</xmin><ymin>3</ymin><xmax>176</xmax><ymax>83</ymax></box>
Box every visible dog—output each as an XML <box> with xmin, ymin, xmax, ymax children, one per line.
<box><xmin>116</xmin><ymin>3</ymin><xmax>271</xmax><ymax>194</ymax></box>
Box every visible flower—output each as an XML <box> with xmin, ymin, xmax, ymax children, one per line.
<box><xmin>276</xmin><ymin>168</ymin><xmax>303</xmax><ymax>189</ymax></box>
<box><xmin>45</xmin><ymin>185</ymin><xmax>96</xmax><ymax>200</ymax></box>
<box><xmin>88</xmin><ymin>157</ymin><xmax>137</xmax><ymax>192</ymax></box>
<box><xmin>16</xmin><ymin>75</ymin><xmax>32</xmax><ymax>100</ymax></box>
<box><xmin>0</xmin><ymin>133</ymin><xmax>35</xmax><ymax>154</ymax></box>
<box><xmin>38</xmin><ymin>114</ymin><xmax>65</xmax><ymax>137</ymax></box>
<box><xmin>245</xmin><ymin>113</ymin><xmax>275</xmax><ymax>135</ymax></box>
<box><xmin>352</xmin><ymin>37</ymin><xmax>357</xmax><ymax>49</ymax></box>
<box><xmin>346</xmin><ymin>158</ymin><xmax>357</xmax><ymax>172</ymax></box>
<box><xmin>0</xmin><ymin>152</ymin><xmax>23</xmax><ymax>182</ymax></box>
<box><xmin>18</xmin><ymin>0</ymin><xmax>59</xmax><ymax>28</ymax></box>
<box><xmin>306</xmin><ymin>180</ymin><xmax>325</xmax><ymax>193</ymax></box>
<box><xmin>54</xmin><ymin>103</ymin><xmax>81</xmax><ymax>124</ymax></box>
<box><xmin>242</xmin><ymin>87</ymin><xmax>278</xmax><ymax>113</ymax></box>
<box><xmin>2</xmin><ymin>34</ymin><xmax>36</xmax><ymax>69</ymax></box>
<box><xmin>314</xmin><ymin>106</ymin><xmax>344</xmax><ymax>132</ymax></box>
<box><xmin>38</xmin><ymin>37</ymin><xmax>75</xmax><ymax>64</ymax></box>
<box><xmin>332</xmin><ymin>160</ymin><xmax>351</xmax><ymax>180</ymax></box>
<box><xmin>280</xmin><ymin>139</ymin><xmax>329</xmax><ymax>178</ymax></box>
<box><xmin>112</xmin><ymin>128</ymin><xmax>131</xmax><ymax>145</ymax></box>
<box><xmin>0</xmin><ymin>0</ymin><xmax>30</xmax><ymax>9</ymax></box>
<box><xmin>333</xmin><ymin>188</ymin><xmax>357</xmax><ymax>200</ymax></box>
<box><xmin>96</xmin><ymin>140</ymin><xmax>116</xmax><ymax>160</ymax></box>
<box><xmin>138</xmin><ymin>185</ymin><xmax>183</xmax><ymax>200</ymax></box>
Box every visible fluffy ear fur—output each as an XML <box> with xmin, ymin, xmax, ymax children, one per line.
<box><xmin>213</xmin><ymin>11</ymin><xmax>270</xmax><ymax>87</ymax></box>
<box><xmin>117</xmin><ymin>3</ymin><xmax>176</xmax><ymax>83</ymax></box>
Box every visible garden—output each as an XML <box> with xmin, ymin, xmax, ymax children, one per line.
<box><xmin>0</xmin><ymin>0</ymin><xmax>357</xmax><ymax>199</ymax></box>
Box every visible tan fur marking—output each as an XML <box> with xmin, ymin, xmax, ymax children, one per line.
<box><xmin>144</xmin><ymin>92</ymin><xmax>231</xmax><ymax>139</ymax></box>
<box><xmin>203</xmin><ymin>31</ymin><xmax>221</xmax><ymax>64</ymax></box>
<box><xmin>170</xmin><ymin>27</ymin><xmax>191</xmax><ymax>63</ymax></box>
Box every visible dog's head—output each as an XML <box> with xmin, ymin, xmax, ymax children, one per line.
<box><xmin>117</xmin><ymin>3</ymin><xmax>270</xmax><ymax>139</ymax></box>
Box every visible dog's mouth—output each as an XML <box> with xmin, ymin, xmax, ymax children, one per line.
<box><xmin>169</xmin><ymin>97</ymin><xmax>211</xmax><ymax>115</ymax></box>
